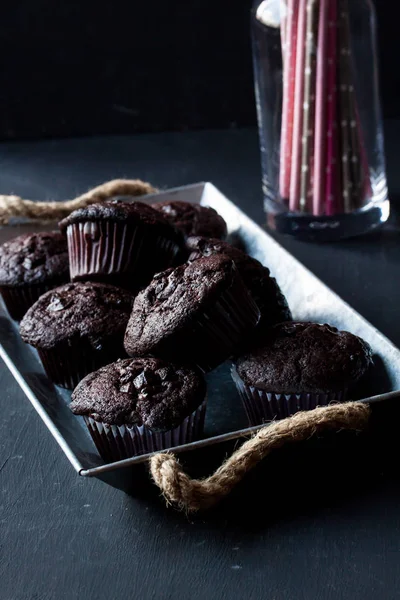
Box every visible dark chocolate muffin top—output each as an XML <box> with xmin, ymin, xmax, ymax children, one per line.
<box><xmin>20</xmin><ymin>281</ymin><xmax>134</xmax><ymax>350</ymax></box>
<box><xmin>124</xmin><ymin>255</ymin><xmax>237</xmax><ymax>356</ymax></box>
<box><xmin>70</xmin><ymin>357</ymin><xmax>206</xmax><ymax>430</ymax></box>
<box><xmin>0</xmin><ymin>232</ymin><xmax>69</xmax><ymax>287</ymax></box>
<box><xmin>186</xmin><ymin>236</ymin><xmax>292</xmax><ymax>328</ymax></box>
<box><xmin>152</xmin><ymin>201</ymin><xmax>227</xmax><ymax>239</ymax></box>
<box><xmin>236</xmin><ymin>322</ymin><xmax>373</xmax><ymax>394</ymax></box>
<box><xmin>59</xmin><ymin>199</ymin><xmax>178</xmax><ymax>233</ymax></box>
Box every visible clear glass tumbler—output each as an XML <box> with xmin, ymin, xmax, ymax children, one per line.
<box><xmin>252</xmin><ymin>0</ymin><xmax>389</xmax><ymax>241</ymax></box>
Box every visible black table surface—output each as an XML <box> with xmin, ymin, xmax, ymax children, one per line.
<box><xmin>1</xmin><ymin>126</ymin><xmax>400</xmax><ymax>600</ymax></box>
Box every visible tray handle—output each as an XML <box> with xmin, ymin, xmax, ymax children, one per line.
<box><xmin>0</xmin><ymin>179</ymin><xmax>156</xmax><ymax>225</ymax></box>
<box><xmin>150</xmin><ymin>402</ymin><xmax>370</xmax><ymax>512</ymax></box>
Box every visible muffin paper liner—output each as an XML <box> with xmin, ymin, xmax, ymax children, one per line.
<box><xmin>37</xmin><ymin>345</ymin><xmax>122</xmax><ymax>390</ymax></box>
<box><xmin>183</xmin><ymin>270</ymin><xmax>261</xmax><ymax>372</ymax></box>
<box><xmin>67</xmin><ymin>221</ymin><xmax>180</xmax><ymax>289</ymax></box>
<box><xmin>0</xmin><ymin>282</ymin><xmax>64</xmax><ymax>321</ymax></box>
<box><xmin>84</xmin><ymin>399</ymin><xmax>207</xmax><ymax>462</ymax></box>
<box><xmin>231</xmin><ymin>366</ymin><xmax>347</xmax><ymax>425</ymax></box>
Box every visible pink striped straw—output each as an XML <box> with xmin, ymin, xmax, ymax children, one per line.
<box><xmin>279</xmin><ymin>0</ymin><xmax>299</xmax><ymax>201</ymax></box>
<box><xmin>312</xmin><ymin>0</ymin><xmax>329</xmax><ymax>216</ymax></box>
<box><xmin>289</xmin><ymin>0</ymin><xmax>307</xmax><ymax>211</ymax></box>
<box><xmin>340</xmin><ymin>3</ymin><xmax>363</xmax><ymax>211</ymax></box>
<box><xmin>325</xmin><ymin>0</ymin><xmax>338</xmax><ymax>216</ymax></box>
<box><xmin>306</xmin><ymin>8</ymin><xmax>318</xmax><ymax>211</ymax></box>
<box><xmin>338</xmin><ymin>0</ymin><xmax>352</xmax><ymax>213</ymax></box>
<box><xmin>300</xmin><ymin>0</ymin><xmax>318</xmax><ymax>212</ymax></box>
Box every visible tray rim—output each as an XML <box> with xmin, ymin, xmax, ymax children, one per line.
<box><xmin>1</xmin><ymin>180</ymin><xmax>400</xmax><ymax>477</ymax></box>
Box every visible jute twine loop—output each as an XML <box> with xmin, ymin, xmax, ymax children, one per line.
<box><xmin>0</xmin><ymin>178</ymin><xmax>157</xmax><ymax>225</ymax></box>
<box><xmin>150</xmin><ymin>402</ymin><xmax>371</xmax><ymax>512</ymax></box>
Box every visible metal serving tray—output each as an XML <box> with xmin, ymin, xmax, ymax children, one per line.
<box><xmin>1</xmin><ymin>182</ymin><xmax>400</xmax><ymax>490</ymax></box>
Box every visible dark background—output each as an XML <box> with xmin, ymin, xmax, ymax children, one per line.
<box><xmin>2</xmin><ymin>4</ymin><xmax>400</xmax><ymax>599</ymax></box>
<box><xmin>1</xmin><ymin>0</ymin><xmax>399</xmax><ymax>141</ymax></box>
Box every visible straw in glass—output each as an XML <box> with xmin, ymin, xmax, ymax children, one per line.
<box><xmin>279</xmin><ymin>0</ymin><xmax>299</xmax><ymax>201</ymax></box>
<box><xmin>300</xmin><ymin>0</ymin><xmax>318</xmax><ymax>213</ymax></box>
<box><xmin>289</xmin><ymin>0</ymin><xmax>308</xmax><ymax>211</ymax></box>
<box><xmin>338</xmin><ymin>0</ymin><xmax>352</xmax><ymax>213</ymax></box>
<box><xmin>312</xmin><ymin>0</ymin><xmax>329</xmax><ymax>215</ymax></box>
<box><xmin>325</xmin><ymin>0</ymin><xmax>339</xmax><ymax>216</ymax></box>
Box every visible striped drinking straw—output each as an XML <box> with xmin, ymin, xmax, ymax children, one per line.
<box><xmin>279</xmin><ymin>0</ymin><xmax>299</xmax><ymax>201</ymax></box>
<box><xmin>300</xmin><ymin>0</ymin><xmax>318</xmax><ymax>213</ymax></box>
<box><xmin>313</xmin><ymin>0</ymin><xmax>329</xmax><ymax>215</ymax></box>
<box><xmin>289</xmin><ymin>0</ymin><xmax>308</xmax><ymax>211</ymax></box>
<box><xmin>325</xmin><ymin>0</ymin><xmax>339</xmax><ymax>216</ymax></box>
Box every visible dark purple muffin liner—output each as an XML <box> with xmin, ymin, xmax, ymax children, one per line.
<box><xmin>186</xmin><ymin>272</ymin><xmax>261</xmax><ymax>372</ymax></box>
<box><xmin>67</xmin><ymin>221</ymin><xmax>180</xmax><ymax>289</ymax></box>
<box><xmin>0</xmin><ymin>282</ymin><xmax>65</xmax><ymax>321</ymax></box>
<box><xmin>231</xmin><ymin>366</ymin><xmax>347</xmax><ymax>425</ymax></box>
<box><xmin>84</xmin><ymin>399</ymin><xmax>207</xmax><ymax>462</ymax></box>
<box><xmin>37</xmin><ymin>345</ymin><xmax>123</xmax><ymax>389</ymax></box>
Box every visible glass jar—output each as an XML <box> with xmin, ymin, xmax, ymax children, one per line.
<box><xmin>252</xmin><ymin>0</ymin><xmax>389</xmax><ymax>241</ymax></box>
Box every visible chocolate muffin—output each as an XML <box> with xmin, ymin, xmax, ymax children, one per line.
<box><xmin>232</xmin><ymin>322</ymin><xmax>373</xmax><ymax>424</ymax></box>
<box><xmin>186</xmin><ymin>236</ymin><xmax>291</xmax><ymax>335</ymax></box>
<box><xmin>0</xmin><ymin>232</ymin><xmax>69</xmax><ymax>320</ymax></box>
<box><xmin>152</xmin><ymin>200</ymin><xmax>227</xmax><ymax>240</ymax></box>
<box><xmin>59</xmin><ymin>199</ymin><xmax>183</xmax><ymax>290</ymax></box>
<box><xmin>124</xmin><ymin>255</ymin><xmax>261</xmax><ymax>372</ymax></box>
<box><xmin>20</xmin><ymin>281</ymin><xmax>134</xmax><ymax>388</ymax></box>
<box><xmin>70</xmin><ymin>357</ymin><xmax>207</xmax><ymax>460</ymax></box>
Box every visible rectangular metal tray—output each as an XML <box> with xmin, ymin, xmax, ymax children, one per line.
<box><xmin>2</xmin><ymin>182</ymin><xmax>400</xmax><ymax>487</ymax></box>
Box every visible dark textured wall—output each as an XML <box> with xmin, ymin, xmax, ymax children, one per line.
<box><xmin>0</xmin><ymin>0</ymin><xmax>398</xmax><ymax>140</ymax></box>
